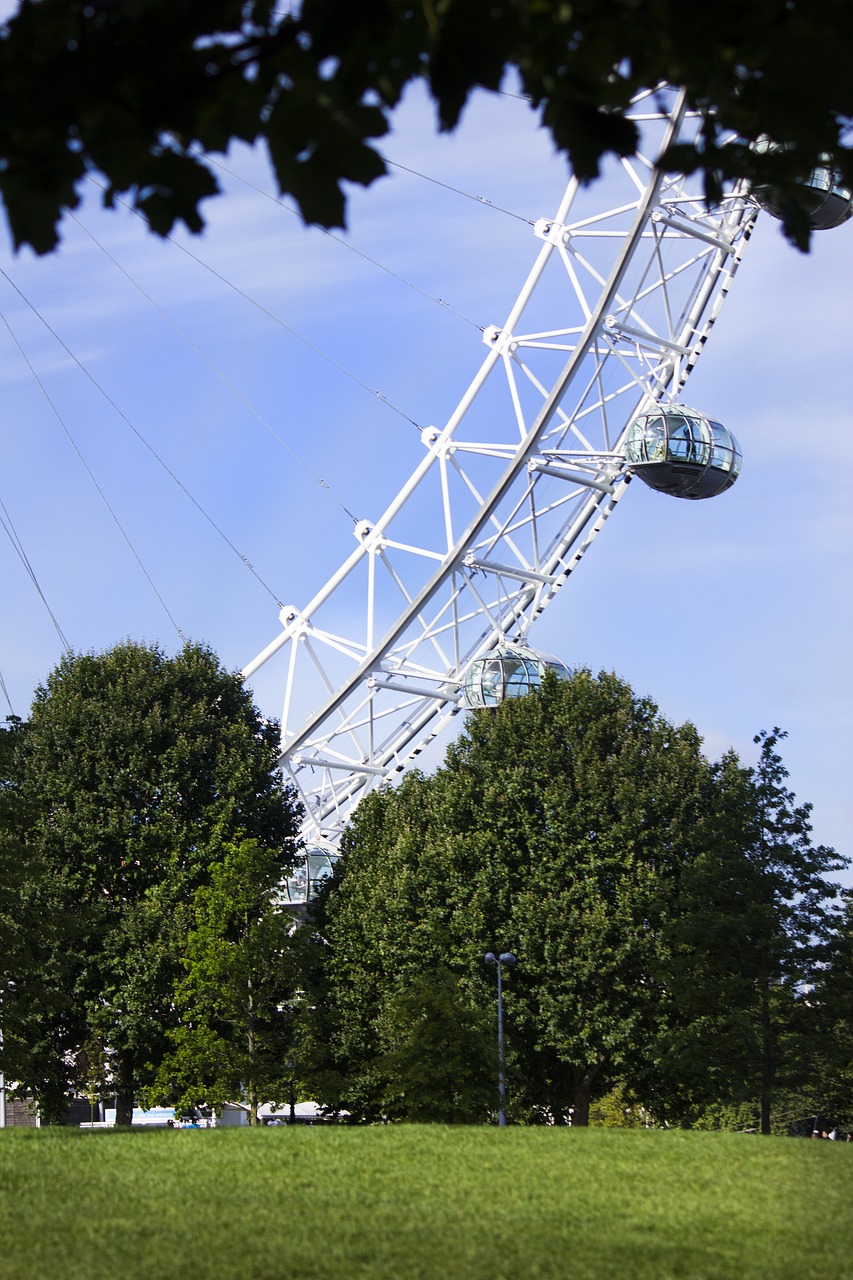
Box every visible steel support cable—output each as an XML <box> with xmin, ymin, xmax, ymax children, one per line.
<box><xmin>196</xmin><ymin>150</ymin><xmax>485</xmax><ymax>333</ymax></box>
<box><xmin>0</xmin><ymin>666</ymin><xmax>13</xmax><ymax>716</ymax></box>
<box><xmin>158</xmin><ymin>236</ymin><xmax>423</xmax><ymax>432</ymax></box>
<box><xmin>487</xmin><ymin>85</ymin><xmax>534</xmax><ymax>103</ymax></box>
<box><xmin>0</xmin><ymin>269</ymin><xmax>285</xmax><ymax>610</ymax></box>
<box><xmin>0</xmin><ymin>492</ymin><xmax>72</xmax><ymax>653</ymax></box>
<box><xmin>0</xmin><ymin>307</ymin><xmax>185</xmax><ymax>641</ymax></box>
<box><xmin>69</xmin><ymin>213</ymin><xmax>360</xmax><ymax>527</ymax></box>
<box><xmin>85</xmin><ymin>177</ymin><xmax>423</xmax><ymax>435</ymax></box>
<box><xmin>384</xmin><ymin>158</ymin><xmax>535</xmax><ymax>225</ymax></box>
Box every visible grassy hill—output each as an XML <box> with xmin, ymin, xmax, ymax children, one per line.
<box><xmin>0</xmin><ymin>1126</ymin><xmax>849</xmax><ymax>1279</ymax></box>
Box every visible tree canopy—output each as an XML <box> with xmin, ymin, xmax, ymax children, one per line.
<box><xmin>308</xmin><ymin>671</ymin><xmax>713</xmax><ymax>1123</ymax></box>
<box><xmin>305</xmin><ymin>671</ymin><xmax>847</xmax><ymax>1127</ymax></box>
<box><xmin>148</xmin><ymin>837</ymin><xmax>303</xmax><ymax>1125</ymax></box>
<box><xmin>0</xmin><ymin>640</ymin><xmax>301</xmax><ymax>1123</ymax></box>
<box><xmin>1</xmin><ymin>0</ymin><xmax>850</xmax><ymax>255</ymax></box>
<box><xmin>3</xmin><ymin>645</ymin><xmax>849</xmax><ymax>1129</ymax></box>
<box><xmin>805</xmin><ymin>895</ymin><xmax>853</xmax><ymax>1128</ymax></box>
<box><xmin>646</xmin><ymin>731</ymin><xmax>847</xmax><ymax>1131</ymax></box>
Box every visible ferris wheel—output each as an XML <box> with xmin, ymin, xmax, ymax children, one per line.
<box><xmin>242</xmin><ymin>85</ymin><xmax>761</xmax><ymax>860</ymax></box>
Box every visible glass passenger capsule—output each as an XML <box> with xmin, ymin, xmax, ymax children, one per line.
<box><xmin>282</xmin><ymin>843</ymin><xmax>340</xmax><ymax>905</ymax></box>
<box><xmin>462</xmin><ymin>644</ymin><xmax>571</xmax><ymax>709</ymax></box>
<box><xmin>623</xmin><ymin>406</ymin><xmax>742</xmax><ymax>500</ymax></box>
<box><xmin>752</xmin><ymin>150</ymin><xmax>853</xmax><ymax>231</ymax></box>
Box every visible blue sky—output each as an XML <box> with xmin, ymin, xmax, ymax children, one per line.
<box><xmin>0</xmin><ymin>82</ymin><xmax>850</xmax><ymax>875</ymax></box>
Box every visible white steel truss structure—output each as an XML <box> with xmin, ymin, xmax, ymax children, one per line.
<box><xmin>242</xmin><ymin>87</ymin><xmax>758</xmax><ymax>843</ymax></box>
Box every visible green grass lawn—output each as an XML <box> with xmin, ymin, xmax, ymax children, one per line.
<box><xmin>0</xmin><ymin>1126</ymin><xmax>850</xmax><ymax>1280</ymax></box>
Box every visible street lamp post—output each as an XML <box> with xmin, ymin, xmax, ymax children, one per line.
<box><xmin>0</xmin><ymin>981</ymin><xmax>14</xmax><ymax>1130</ymax></box>
<box><xmin>484</xmin><ymin>951</ymin><xmax>516</xmax><ymax>1126</ymax></box>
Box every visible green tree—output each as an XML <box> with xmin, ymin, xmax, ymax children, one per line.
<box><xmin>300</xmin><ymin>773</ymin><xmax>465</xmax><ymax>1123</ymax></box>
<box><xmin>0</xmin><ymin>716</ymin><xmax>84</xmax><ymax>1123</ymax></box>
<box><xmin>0</xmin><ymin>0</ymin><xmax>849</xmax><ymax>255</ymax></box>
<box><xmin>792</xmin><ymin>894</ymin><xmax>853</xmax><ymax>1130</ymax></box>
<box><xmin>312</xmin><ymin>670</ymin><xmax>718</xmax><ymax>1124</ymax></box>
<box><xmin>588</xmin><ymin>1083</ymin><xmax>655</xmax><ymax>1128</ymax></box>
<box><xmin>0</xmin><ymin>718</ymin><xmax>26</xmax><ymax>968</ymax></box>
<box><xmin>690</xmin><ymin>1101</ymin><xmax>762</xmax><ymax>1133</ymax></box>
<box><xmin>373</xmin><ymin>967</ymin><xmax>495</xmax><ymax>1123</ymax></box>
<box><xmin>4</xmin><ymin>640</ymin><xmax>300</xmax><ymax>1124</ymax></box>
<box><xmin>650</xmin><ymin>731</ymin><xmax>846</xmax><ymax>1133</ymax></box>
<box><xmin>149</xmin><ymin>837</ymin><xmax>301</xmax><ymax>1125</ymax></box>
<box><xmin>748</xmin><ymin>728</ymin><xmax>843</xmax><ymax>1134</ymax></box>
<box><xmin>644</xmin><ymin>749</ymin><xmax>766</xmax><ymax>1123</ymax></box>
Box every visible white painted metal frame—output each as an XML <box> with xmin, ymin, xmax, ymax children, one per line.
<box><xmin>242</xmin><ymin>87</ymin><xmax>758</xmax><ymax>843</ymax></box>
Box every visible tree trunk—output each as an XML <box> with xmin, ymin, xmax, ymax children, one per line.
<box><xmin>38</xmin><ymin>1087</ymin><xmax>70</xmax><ymax>1126</ymax></box>
<box><xmin>246</xmin><ymin>971</ymin><xmax>258</xmax><ymax>1124</ymax></box>
<box><xmin>114</xmin><ymin>1050</ymin><xmax>134</xmax><ymax>1126</ymax></box>
<box><xmin>760</xmin><ymin>981</ymin><xmax>773</xmax><ymax>1135</ymax></box>
<box><xmin>571</xmin><ymin>1063</ymin><xmax>601</xmax><ymax>1127</ymax></box>
<box><xmin>246</xmin><ymin>1078</ymin><xmax>260</xmax><ymax>1125</ymax></box>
